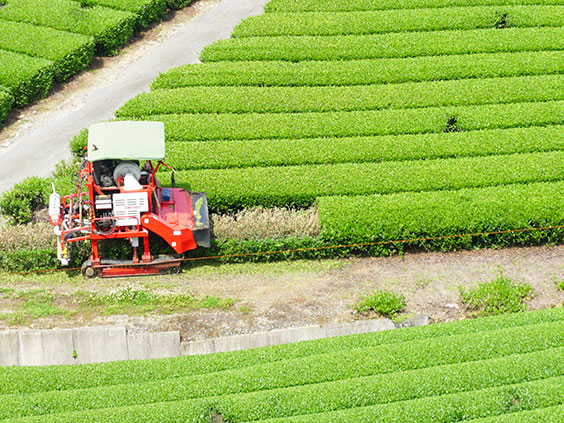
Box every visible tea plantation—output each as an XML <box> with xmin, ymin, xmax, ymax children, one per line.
<box><xmin>108</xmin><ymin>0</ymin><xmax>564</xmax><ymax>255</ymax></box>
<box><xmin>0</xmin><ymin>0</ymin><xmax>195</xmax><ymax>124</ymax></box>
<box><xmin>2</xmin><ymin>307</ymin><xmax>564</xmax><ymax>421</ymax></box>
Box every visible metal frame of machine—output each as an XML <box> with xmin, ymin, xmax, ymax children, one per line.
<box><xmin>49</xmin><ymin>121</ymin><xmax>210</xmax><ymax>278</ymax></box>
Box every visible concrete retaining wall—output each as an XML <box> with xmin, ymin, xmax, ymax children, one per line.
<box><xmin>0</xmin><ymin>315</ymin><xmax>428</xmax><ymax>366</ymax></box>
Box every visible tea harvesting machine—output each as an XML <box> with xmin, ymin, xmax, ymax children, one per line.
<box><xmin>48</xmin><ymin>121</ymin><xmax>210</xmax><ymax>278</ymax></box>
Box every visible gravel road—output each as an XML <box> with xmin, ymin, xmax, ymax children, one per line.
<box><xmin>0</xmin><ymin>0</ymin><xmax>268</xmax><ymax>194</ymax></box>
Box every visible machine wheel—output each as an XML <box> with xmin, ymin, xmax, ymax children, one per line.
<box><xmin>81</xmin><ymin>261</ymin><xmax>98</xmax><ymax>278</ymax></box>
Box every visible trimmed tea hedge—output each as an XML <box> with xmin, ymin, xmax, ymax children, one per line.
<box><xmin>85</xmin><ymin>0</ymin><xmax>167</xmax><ymax>27</ymax></box>
<box><xmin>0</xmin><ymin>0</ymin><xmax>137</xmax><ymax>55</ymax></box>
<box><xmin>164</xmin><ymin>125</ymin><xmax>564</xmax><ymax>170</ymax></box>
<box><xmin>175</xmin><ymin>151</ymin><xmax>564</xmax><ymax>211</ymax></box>
<box><xmin>2</xmin><ymin>321</ymin><xmax>564</xmax><ymax>419</ymax></box>
<box><xmin>264</xmin><ymin>0</ymin><xmax>564</xmax><ymax>12</ymax></box>
<box><xmin>121</xmin><ymin>74</ymin><xmax>564</xmax><ymax>115</ymax></box>
<box><xmin>7</xmin><ymin>362</ymin><xmax>564</xmax><ymax>422</ymax></box>
<box><xmin>0</xmin><ymin>49</ymin><xmax>53</xmax><ymax>107</ymax></box>
<box><xmin>0</xmin><ymin>87</ymin><xmax>13</xmax><ymax>122</ymax></box>
<box><xmin>234</xmin><ymin>6</ymin><xmax>564</xmax><ymax>37</ymax></box>
<box><xmin>318</xmin><ymin>180</ymin><xmax>564</xmax><ymax>253</ymax></box>
<box><xmin>469</xmin><ymin>404</ymin><xmax>564</xmax><ymax>422</ymax></box>
<box><xmin>251</xmin><ymin>377</ymin><xmax>564</xmax><ymax>423</ymax></box>
<box><xmin>134</xmin><ymin>100</ymin><xmax>564</xmax><ymax>142</ymax></box>
<box><xmin>201</xmin><ymin>26</ymin><xmax>564</xmax><ymax>62</ymax></box>
<box><xmin>152</xmin><ymin>50</ymin><xmax>564</xmax><ymax>88</ymax></box>
<box><xmin>0</xmin><ymin>20</ymin><xmax>94</xmax><ymax>81</ymax></box>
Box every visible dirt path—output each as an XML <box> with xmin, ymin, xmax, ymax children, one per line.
<box><xmin>2</xmin><ymin>245</ymin><xmax>563</xmax><ymax>340</ymax></box>
<box><xmin>0</xmin><ymin>0</ymin><xmax>269</xmax><ymax>194</ymax></box>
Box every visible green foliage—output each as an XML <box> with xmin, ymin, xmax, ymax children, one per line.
<box><xmin>557</xmin><ymin>280</ymin><xmax>564</xmax><ymax>291</ymax></box>
<box><xmin>69</xmin><ymin>129</ymin><xmax>89</xmax><ymax>156</ymax></box>
<box><xmin>152</xmin><ymin>50</ymin><xmax>564</xmax><ymax>89</ymax></box>
<box><xmin>264</xmin><ymin>0</ymin><xmax>564</xmax><ymax>12</ymax></box>
<box><xmin>0</xmin><ymin>20</ymin><xmax>94</xmax><ymax>81</ymax></box>
<box><xmin>0</xmin><ymin>49</ymin><xmax>53</xmax><ymax>107</ymax></box>
<box><xmin>120</xmin><ymin>74</ymin><xmax>564</xmax><ymax>116</ymax></box>
<box><xmin>0</xmin><ymin>0</ymin><xmax>137</xmax><ymax>55</ymax></box>
<box><xmin>165</xmin><ymin>125</ymin><xmax>564</xmax><ymax>170</ymax></box>
<box><xmin>460</xmin><ymin>275</ymin><xmax>533</xmax><ymax>316</ymax></box>
<box><xmin>235</xmin><ymin>5</ymin><xmax>564</xmax><ymax>37</ymax></box>
<box><xmin>318</xmin><ymin>181</ymin><xmax>564</xmax><ymax>254</ymax></box>
<box><xmin>2</xmin><ymin>320</ymin><xmax>564</xmax><ymax>420</ymax></box>
<box><xmin>0</xmin><ymin>249</ymin><xmax>58</xmax><ymax>272</ymax></box>
<box><xmin>175</xmin><ymin>151</ymin><xmax>564</xmax><ymax>212</ymax></box>
<box><xmin>0</xmin><ymin>177</ymin><xmax>51</xmax><ymax>225</ymax></box>
<box><xmin>86</xmin><ymin>0</ymin><xmax>167</xmax><ymax>28</ymax></box>
<box><xmin>354</xmin><ymin>290</ymin><xmax>406</xmax><ymax>316</ymax></box>
<box><xmin>0</xmin><ymin>159</ymin><xmax>77</xmax><ymax>228</ymax></box>
<box><xmin>0</xmin><ymin>88</ymin><xmax>13</xmax><ymax>123</ymax></box>
<box><xmin>201</xmin><ymin>26</ymin><xmax>564</xmax><ymax>62</ymax></box>
<box><xmin>165</xmin><ymin>0</ymin><xmax>194</xmax><ymax>9</ymax></box>
<box><xmin>131</xmin><ymin>99</ymin><xmax>564</xmax><ymax>142</ymax></box>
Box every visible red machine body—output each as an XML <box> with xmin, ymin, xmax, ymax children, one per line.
<box><xmin>49</xmin><ymin>122</ymin><xmax>210</xmax><ymax>278</ymax></box>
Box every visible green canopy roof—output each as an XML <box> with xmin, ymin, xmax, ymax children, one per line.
<box><xmin>88</xmin><ymin>121</ymin><xmax>165</xmax><ymax>162</ymax></box>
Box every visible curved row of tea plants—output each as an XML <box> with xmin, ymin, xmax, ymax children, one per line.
<box><xmin>264</xmin><ymin>0</ymin><xmax>564</xmax><ymax>12</ymax></box>
<box><xmin>2</xmin><ymin>309</ymin><xmax>564</xmax><ymax>421</ymax></box>
<box><xmin>119</xmin><ymin>74</ymin><xmax>564</xmax><ymax>116</ymax></box>
<box><xmin>152</xmin><ymin>50</ymin><xmax>564</xmax><ymax>88</ymax></box>
<box><xmin>233</xmin><ymin>5</ymin><xmax>564</xmax><ymax>37</ymax></box>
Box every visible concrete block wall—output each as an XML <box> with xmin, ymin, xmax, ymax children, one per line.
<box><xmin>0</xmin><ymin>315</ymin><xmax>428</xmax><ymax>366</ymax></box>
<box><xmin>0</xmin><ymin>327</ymin><xmax>181</xmax><ymax>366</ymax></box>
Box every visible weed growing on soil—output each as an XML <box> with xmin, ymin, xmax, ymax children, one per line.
<box><xmin>353</xmin><ymin>289</ymin><xmax>406</xmax><ymax>317</ymax></box>
<box><xmin>0</xmin><ymin>290</ymin><xmax>70</xmax><ymax>325</ymax></box>
<box><xmin>75</xmin><ymin>287</ymin><xmax>235</xmax><ymax>315</ymax></box>
<box><xmin>459</xmin><ymin>274</ymin><xmax>532</xmax><ymax>317</ymax></box>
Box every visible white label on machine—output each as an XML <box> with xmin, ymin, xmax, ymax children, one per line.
<box><xmin>113</xmin><ymin>192</ymin><xmax>149</xmax><ymax>226</ymax></box>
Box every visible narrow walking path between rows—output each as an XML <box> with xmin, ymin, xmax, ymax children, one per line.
<box><xmin>0</xmin><ymin>0</ymin><xmax>269</xmax><ymax>194</ymax></box>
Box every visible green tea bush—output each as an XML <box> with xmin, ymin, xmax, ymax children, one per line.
<box><xmin>460</xmin><ymin>275</ymin><xmax>533</xmax><ymax>316</ymax></box>
<box><xmin>0</xmin><ymin>177</ymin><xmax>51</xmax><ymax>225</ymax></box>
<box><xmin>471</xmin><ymin>404</ymin><xmax>564</xmax><ymax>422</ymax></box>
<box><xmin>0</xmin><ymin>249</ymin><xmax>58</xmax><ymax>272</ymax></box>
<box><xmin>3</xmin><ymin>322</ymin><xmax>564</xmax><ymax>419</ymax></box>
<box><xmin>121</xmin><ymin>74</ymin><xmax>564</xmax><ymax>116</ymax></box>
<box><xmin>253</xmin><ymin>377</ymin><xmax>564</xmax><ymax>423</ymax></box>
<box><xmin>86</xmin><ymin>0</ymin><xmax>167</xmax><ymax>27</ymax></box>
<box><xmin>164</xmin><ymin>125</ymin><xmax>564</xmax><ymax>170</ymax></box>
<box><xmin>0</xmin><ymin>20</ymin><xmax>94</xmax><ymax>81</ymax></box>
<box><xmin>135</xmin><ymin>100</ymin><xmax>564</xmax><ymax>142</ymax></box>
<box><xmin>318</xmin><ymin>180</ymin><xmax>564</xmax><ymax>254</ymax></box>
<box><xmin>153</xmin><ymin>50</ymin><xmax>564</xmax><ymax>88</ymax></box>
<box><xmin>175</xmin><ymin>151</ymin><xmax>564</xmax><ymax>211</ymax></box>
<box><xmin>235</xmin><ymin>5</ymin><xmax>564</xmax><ymax>37</ymax></box>
<box><xmin>201</xmin><ymin>26</ymin><xmax>564</xmax><ymax>62</ymax></box>
<box><xmin>265</xmin><ymin>0</ymin><xmax>564</xmax><ymax>12</ymax></box>
<box><xmin>165</xmin><ymin>0</ymin><xmax>194</xmax><ymax>9</ymax></box>
<box><xmin>0</xmin><ymin>50</ymin><xmax>53</xmax><ymax>107</ymax></box>
<box><xmin>354</xmin><ymin>290</ymin><xmax>406</xmax><ymax>317</ymax></box>
<box><xmin>0</xmin><ymin>88</ymin><xmax>13</xmax><ymax>122</ymax></box>
<box><xmin>9</xmin><ymin>357</ymin><xmax>564</xmax><ymax>422</ymax></box>
<box><xmin>0</xmin><ymin>0</ymin><xmax>137</xmax><ymax>55</ymax></box>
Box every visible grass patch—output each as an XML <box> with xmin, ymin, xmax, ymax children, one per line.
<box><xmin>75</xmin><ymin>287</ymin><xmax>235</xmax><ymax>315</ymax></box>
<box><xmin>353</xmin><ymin>289</ymin><xmax>406</xmax><ymax>318</ymax></box>
<box><xmin>459</xmin><ymin>275</ymin><xmax>533</xmax><ymax>317</ymax></box>
<box><xmin>0</xmin><ymin>289</ymin><xmax>70</xmax><ymax>325</ymax></box>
